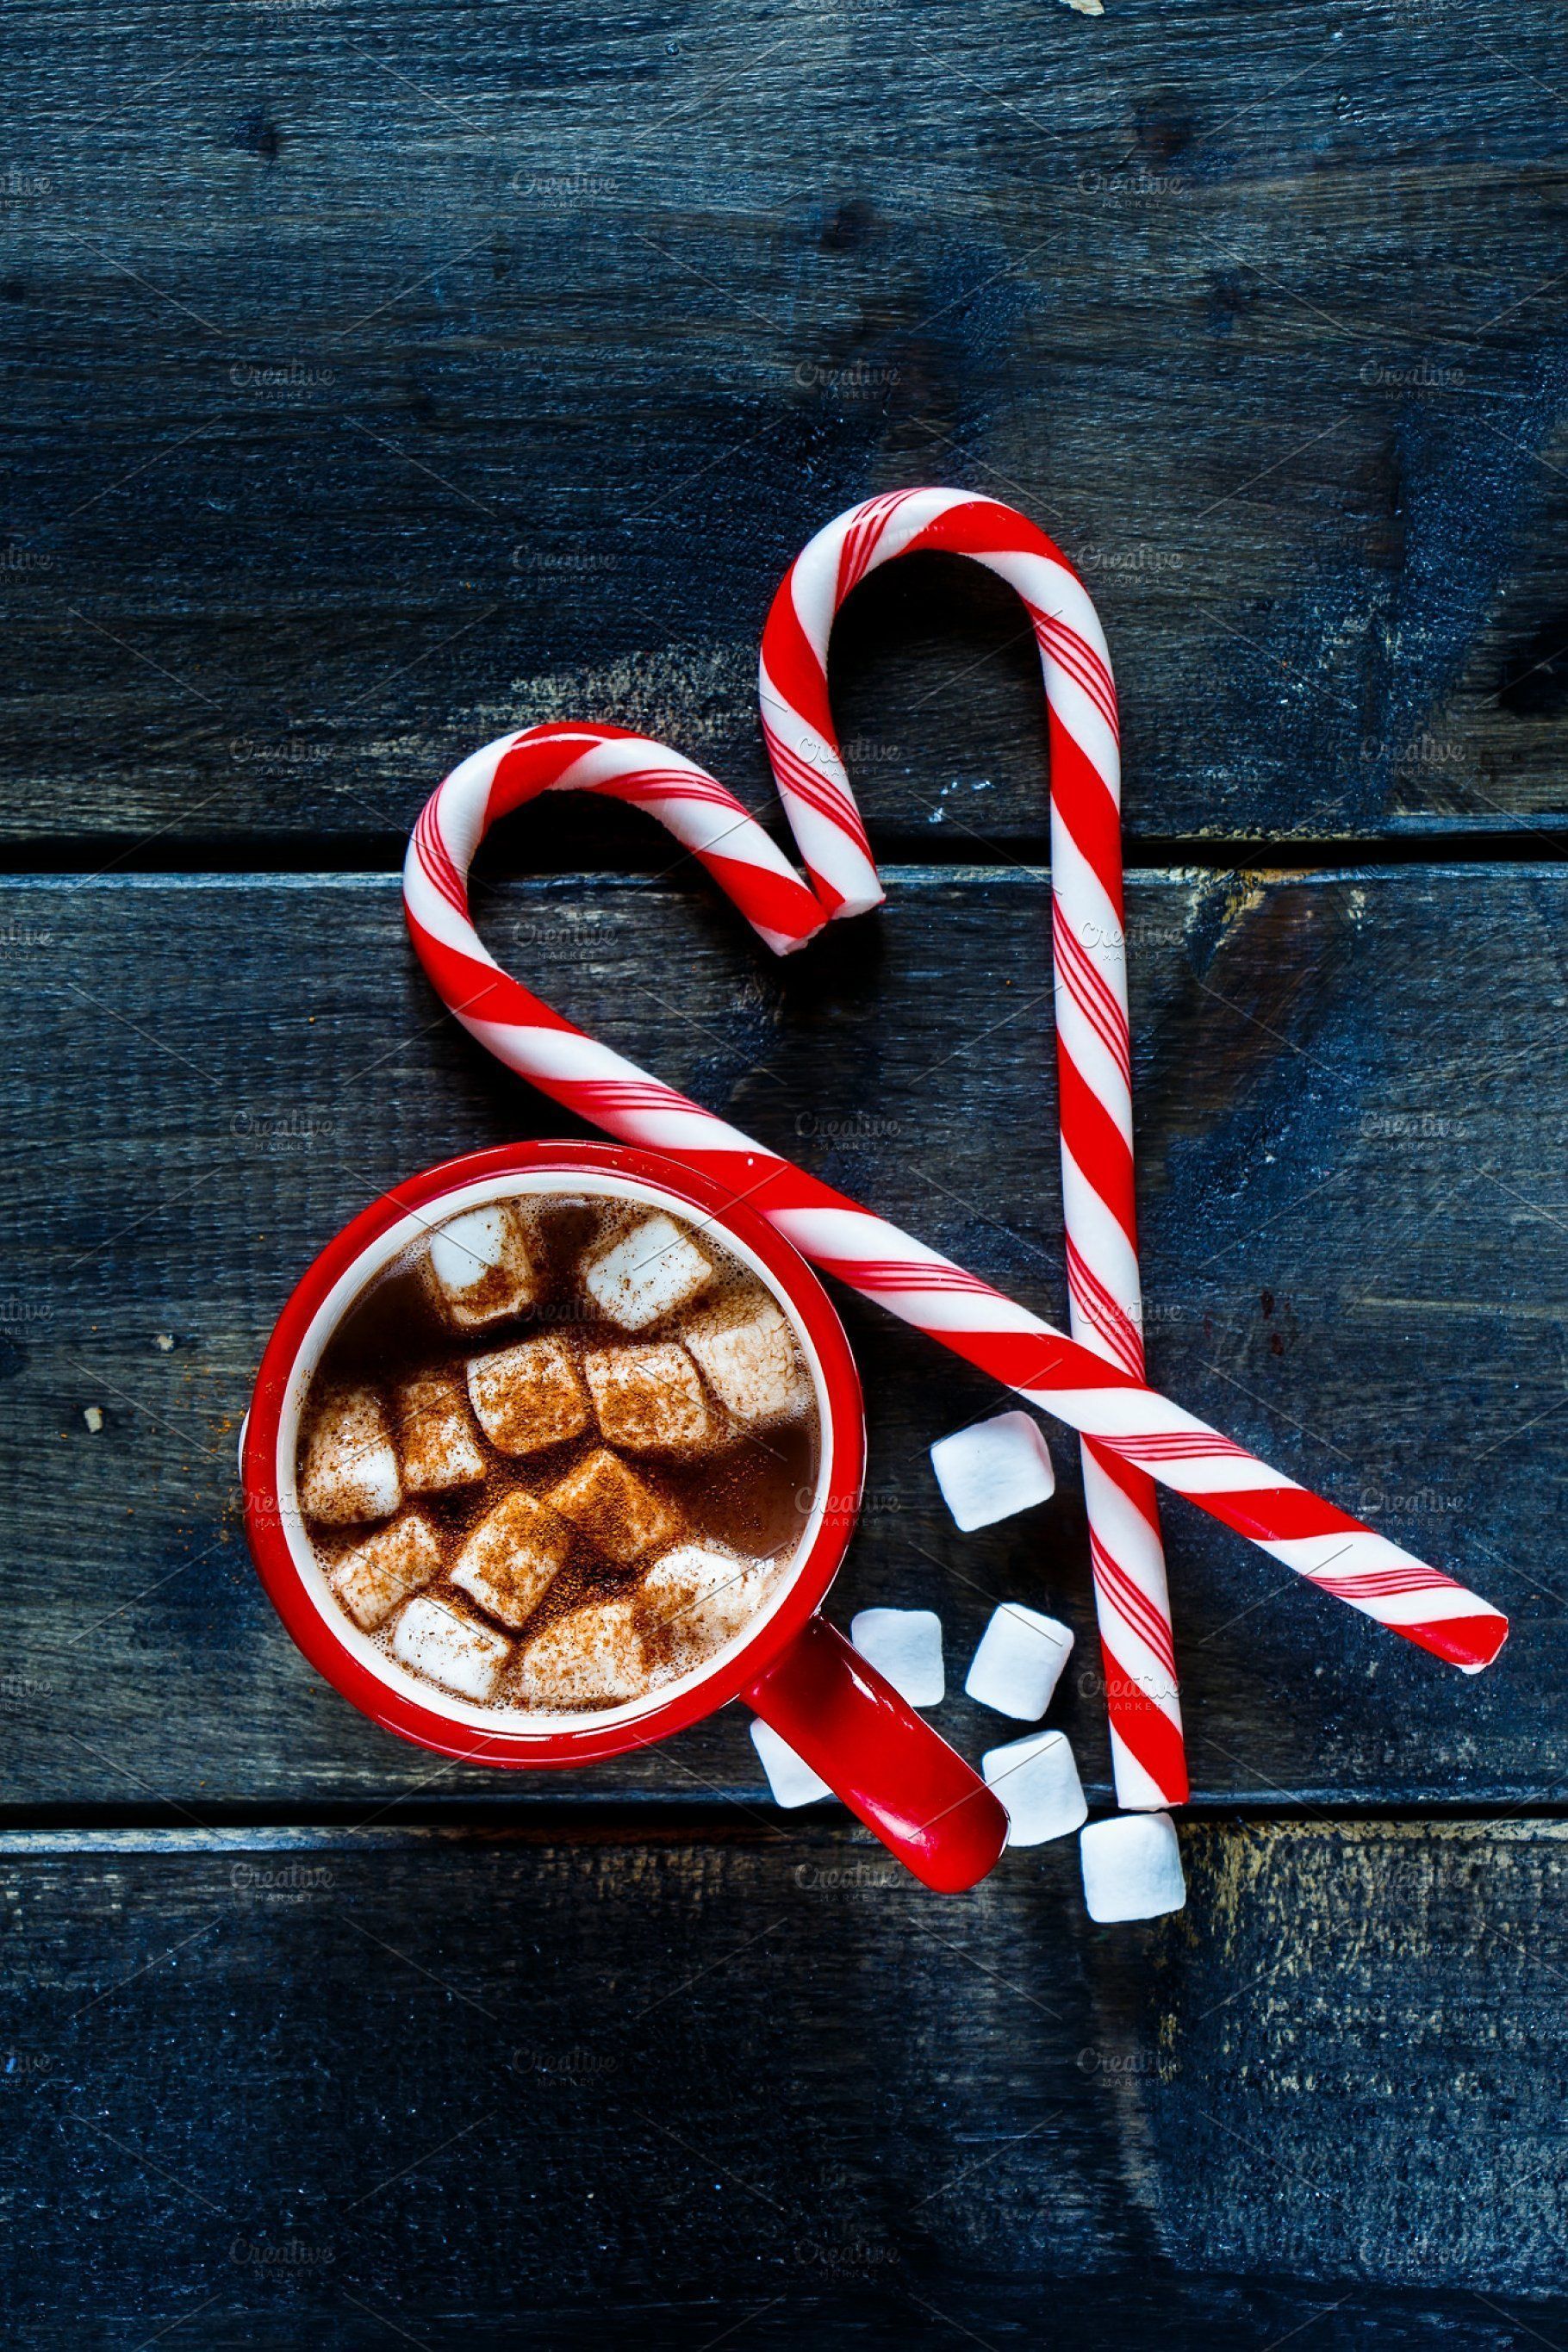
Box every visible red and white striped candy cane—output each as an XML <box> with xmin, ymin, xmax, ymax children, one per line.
<box><xmin>762</xmin><ymin>488</ymin><xmax>1179</xmax><ymax>1802</ymax></box>
<box><xmin>403</xmin><ymin>715</ymin><xmax>1509</xmax><ymax>1706</ymax></box>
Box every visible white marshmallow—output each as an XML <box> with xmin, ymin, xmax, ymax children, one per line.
<box><xmin>930</xmin><ymin>1410</ymin><xmax>1055</xmax><ymax>1533</ymax></box>
<box><xmin>849</xmin><ymin>1608</ymin><xmax>944</xmax><ymax>1708</ymax></box>
<box><xmin>391</xmin><ymin>1592</ymin><xmax>512</xmax><ymax>1702</ymax></box>
<box><xmin>426</xmin><ymin>1202</ymin><xmax>537</xmax><ymax>1329</ymax></box>
<box><xmin>681</xmin><ymin>1294</ymin><xmax>810</xmax><ymax>1428</ymax></box>
<box><xmin>582</xmin><ymin>1341</ymin><xmax>719</xmax><ymax>1457</ymax></box>
<box><xmin>515</xmin><ymin>1599</ymin><xmax>648</xmax><ymax>1708</ymax></box>
<box><xmin>466</xmin><ymin>1335</ymin><xmax>590</xmax><ymax>1457</ymax></box>
<box><xmin>582</xmin><ymin>1212</ymin><xmax>714</xmax><ymax>1331</ymax></box>
<box><xmin>544</xmin><ymin>1446</ymin><xmax>683</xmax><ymax>1566</ymax></box>
<box><xmin>982</xmin><ymin>1729</ymin><xmax>1086</xmax><ymax>1846</ymax></box>
<box><xmin>449</xmin><ymin>1489</ymin><xmax>573</xmax><ymax>1631</ymax></box>
<box><xmin>641</xmin><ymin>1541</ymin><xmax>767</xmax><ymax>1673</ymax></box>
<box><xmin>964</xmin><ymin>1604</ymin><xmax>1073</xmax><ymax>1720</ymax></box>
<box><xmin>299</xmin><ymin>1385</ymin><xmax>401</xmax><ymax>1526</ymax></box>
<box><xmin>749</xmin><ymin>1718</ymin><xmax>831</xmax><ymax>1808</ymax></box>
<box><xmin>1080</xmin><ymin>1813</ymin><xmax>1186</xmax><ymax>1922</ymax></box>
<box><xmin>327</xmin><ymin>1511</ymin><xmax>443</xmax><ymax>1631</ymax></box>
<box><xmin>392</xmin><ymin>1370</ymin><xmax>488</xmax><ymax>1495</ymax></box>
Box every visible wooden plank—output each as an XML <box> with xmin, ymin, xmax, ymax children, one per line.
<box><xmin>2</xmin><ymin>864</ymin><xmax>1560</xmax><ymax>1808</ymax></box>
<box><xmin>0</xmin><ymin>1819</ymin><xmax>1564</xmax><ymax>2338</ymax></box>
<box><xmin>1</xmin><ymin>3</ymin><xmax>1565</xmax><ymax>849</ymax></box>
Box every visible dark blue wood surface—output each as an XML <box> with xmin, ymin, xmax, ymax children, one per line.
<box><xmin>2</xmin><ymin>1</ymin><xmax>1565</xmax><ymax>2343</ymax></box>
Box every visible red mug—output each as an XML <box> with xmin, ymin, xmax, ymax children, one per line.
<box><xmin>242</xmin><ymin>1139</ymin><xmax>1007</xmax><ymax>1892</ymax></box>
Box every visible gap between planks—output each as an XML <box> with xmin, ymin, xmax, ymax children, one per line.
<box><xmin>2</xmin><ymin>1798</ymin><xmax>1567</xmax><ymax>1852</ymax></box>
<box><xmin>0</xmin><ymin>831</ymin><xmax>1564</xmax><ymax>881</ymax></box>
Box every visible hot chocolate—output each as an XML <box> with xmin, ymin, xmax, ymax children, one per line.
<box><xmin>296</xmin><ymin>1189</ymin><xmax>821</xmax><ymax>1713</ymax></box>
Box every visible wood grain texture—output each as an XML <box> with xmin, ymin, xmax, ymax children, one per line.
<box><xmin>4</xmin><ymin>3</ymin><xmax>1565</xmax><ymax>2327</ymax></box>
<box><xmin>1</xmin><ymin>1819</ymin><xmax>1565</xmax><ymax>2341</ymax></box>
<box><xmin>3</xmin><ymin>864</ymin><xmax>1559</xmax><ymax>1808</ymax></box>
<box><xmin>1</xmin><ymin>1</ymin><xmax>1565</xmax><ymax>850</ymax></box>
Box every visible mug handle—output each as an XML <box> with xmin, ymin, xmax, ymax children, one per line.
<box><xmin>744</xmin><ymin>1614</ymin><xmax>1009</xmax><ymax>1893</ymax></box>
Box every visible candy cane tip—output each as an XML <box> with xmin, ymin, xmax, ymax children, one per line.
<box><xmin>771</xmin><ymin>918</ymin><xmax>827</xmax><ymax>958</ymax></box>
<box><xmin>1419</xmin><ymin>1611</ymin><xmax>1509</xmax><ymax>1673</ymax></box>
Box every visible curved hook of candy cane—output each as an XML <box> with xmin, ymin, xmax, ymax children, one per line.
<box><xmin>403</xmin><ymin>727</ymin><xmax>1508</xmax><ymax>1683</ymax></box>
<box><xmin>413</xmin><ymin>719</ymin><xmax>827</xmax><ymax>962</ymax></box>
<box><xmin>761</xmin><ymin>488</ymin><xmax>1185</xmax><ymax>1810</ymax></box>
<box><xmin>759</xmin><ymin>486</ymin><xmax>1118</xmax><ymax>918</ymax></box>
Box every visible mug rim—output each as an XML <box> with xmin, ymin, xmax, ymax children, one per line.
<box><xmin>242</xmin><ymin>1139</ymin><xmax>867</xmax><ymax>1766</ymax></box>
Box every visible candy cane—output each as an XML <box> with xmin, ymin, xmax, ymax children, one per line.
<box><xmin>403</xmin><ymin>716</ymin><xmax>1509</xmax><ymax>1696</ymax></box>
<box><xmin>762</xmin><ymin>488</ymin><xmax>1179</xmax><ymax>1803</ymax></box>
